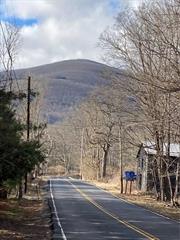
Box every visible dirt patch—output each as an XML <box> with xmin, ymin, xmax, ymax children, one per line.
<box><xmin>90</xmin><ymin>180</ymin><xmax>180</xmax><ymax>221</ymax></box>
<box><xmin>0</xmin><ymin>186</ymin><xmax>51</xmax><ymax>240</ymax></box>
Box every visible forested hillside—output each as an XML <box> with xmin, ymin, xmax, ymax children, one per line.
<box><xmin>15</xmin><ymin>59</ymin><xmax>121</xmax><ymax>123</ymax></box>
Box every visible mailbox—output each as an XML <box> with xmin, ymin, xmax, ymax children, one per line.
<box><xmin>124</xmin><ymin>171</ymin><xmax>137</xmax><ymax>181</ymax></box>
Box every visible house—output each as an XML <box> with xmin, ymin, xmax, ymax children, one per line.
<box><xmin>137</xmin><ymin>142</ymin><xmax>180</xmax><ymax>192</ymax></box>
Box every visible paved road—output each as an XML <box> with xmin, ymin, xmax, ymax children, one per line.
<box><xmin>49</xmin><ymin>178</ymin><xmax>180</xmax><ymax>240</ymax></box>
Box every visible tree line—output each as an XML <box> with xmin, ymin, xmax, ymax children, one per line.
<box><xmin>0</xmin><ymin>21</ymin><xmax>47</xmax><ymax>199</ymax></box>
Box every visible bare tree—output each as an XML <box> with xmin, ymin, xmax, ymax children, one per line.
<box><xmin>0</xmin><ymin>21</ymin><xmax>19</xmax><ymax>89</ymax></box>
<box><xmin>100</xmin><ymin>0</ymin><xmax>180</xmax><ymax>203</ymax></box>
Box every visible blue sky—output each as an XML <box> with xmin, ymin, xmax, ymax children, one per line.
<box><xmin>0</xmin><ymin>0</ymin><xmax>123</xmax><ymax>27</ymax></box>
<box><xmin>0</xmin><ymin>0</ymin><xmax>140</xmax><ymax>68</ymax></box>
<box><xmin>1</xmin><ymin>16</ymin><xmax>38</xmax><ymax>27</ymax></box>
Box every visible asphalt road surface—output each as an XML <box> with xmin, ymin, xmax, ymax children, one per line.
<box><xmin>49</xmin><ymin>178</ymin><xmax>180</xmax><ymax>240</ymax></box>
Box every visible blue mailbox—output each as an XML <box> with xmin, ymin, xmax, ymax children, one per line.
<box><xmin>124</xmin><ymin>171</ymin><xmax>137</xmax><ymax>181</ymax></box>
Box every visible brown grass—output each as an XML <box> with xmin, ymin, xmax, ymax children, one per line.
<box><xmin>0</xmin><ymin>183</ymin><xmax>51</xmax><ymax>240</ymax></box>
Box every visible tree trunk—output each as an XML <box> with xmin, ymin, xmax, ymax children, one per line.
<box><xmin>152</xmin><ymin>167</ymin><xmax>159</xmax><ymax>200</ymax></box>
<box><xmin>18</xmin><ymin>179</ymin><xmax>23</xmax><ymax>200</ymax></box>
<box><xmin>0</xmin><ymin>186</ymin><xmax>7</xmax><ymax>199</ymax></box>
<box><xmin>119</xmin><ymin>127</ymin><xmax>123</xmax><ymax>194</ymax></box>
<box><xmin>24</xmin><ymin>173</ymin><xmax>28</xmax><ymax>194</ymax></box>
<box><xmin>160</xmin><ymin>158</ymin><xmax>165</xmax><ymax>201</ymax></box>
<box><xmin>96</xmin><ymin>148</ymin><xmax>100</xmax><ymax>181</ymax></box>
<box><xmin>101</xmin><ymin>145</ymin><xmax>110</xmax><ymax>178</ymax></box>
<box><xmin>166</xmin><ymin>169</ymin><xmax>174</xmax><ymax>205</ymax></box>
<box><xmin>155</xmin><ymin>130</ymin><xmax>164</xmax><ymax>201</ymax></box>
<box><xmin>173</xmin><ymin>161</ymin><xmax>179</xmax><ymax>206</ymax></box>
<box><xmin>165</xmin><ymin>93</ymin><xmax>172</xmax><ymax>203</ymax></box>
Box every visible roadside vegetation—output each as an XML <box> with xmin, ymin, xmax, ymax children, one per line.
<box><xmin>0</xmin><ymin>18</ymin><xmax>50</xmax><ymax>240</ymax></box>
<box><xmin>0</xmin><ymin>192</ymin><xmax>51</xmax><ymax>240</ymax></box>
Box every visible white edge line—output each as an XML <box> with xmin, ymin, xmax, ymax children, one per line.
<box><xmin>50</xmin><ymin>179</ymin><xmax>67</xmax><ymax>240</ymax></box>
<box><xmin>69</xmin><ymin>177</ymin><xmax>179</xmax><ymax>224</ymax></box>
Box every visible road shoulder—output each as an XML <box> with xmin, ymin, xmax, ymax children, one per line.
<box><xmin>87</xmin><ymin>180</ymin><xmax>180</xmax><ymax>221</ymax></box>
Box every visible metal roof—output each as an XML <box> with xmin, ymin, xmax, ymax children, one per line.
<box><xmin>142</xmin><ymin>141</ymin><xmax>180</xmax><ymax>157</ymax></box>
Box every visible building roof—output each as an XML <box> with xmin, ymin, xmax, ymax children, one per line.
<box><xmin>141</xmin><ymin>141</ymin><xmax>180</xmax><ymax>157</ymax></box>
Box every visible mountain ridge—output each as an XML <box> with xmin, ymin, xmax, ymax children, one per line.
<box><xmin>15</xmin><ymin>59</ymin><xmax>121</xmax><ymax>123</ymax></box>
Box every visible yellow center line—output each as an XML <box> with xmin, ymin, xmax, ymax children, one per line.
<box><xmin>67</xmin><ymin>179</ymin><xmax>159</xmax><ymax>240</ymax></box>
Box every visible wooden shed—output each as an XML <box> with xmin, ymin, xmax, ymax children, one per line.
<box><xmin>136</xmin><ymin>142</ymin><xmax>180</xmax><ymax>192</ymax></box>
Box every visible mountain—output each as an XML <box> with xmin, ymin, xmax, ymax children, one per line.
<box><xmin>15</xmin><ymin>59</ymin><xmax>120</xmax><ymax>123</ymax></box>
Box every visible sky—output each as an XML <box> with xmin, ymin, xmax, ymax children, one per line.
<box><xmin>0</xmin><ymin>0</ymin><xmax>142</xmax><ymax>68</ymax></box>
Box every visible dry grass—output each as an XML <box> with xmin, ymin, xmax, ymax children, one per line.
<box><xmin>0</xmin><ymin>182</ymin><xmax>51</xmax><ymax>240</ymax></box>
<box><xmin>90</xmin><ymin>180</ymin><xmax>180</xmax><ymax>221</ymax></box>
<box><xmin>47</xmin><ymin>165</ymin><xmax>65</xmax><ymax>176</ymax></box>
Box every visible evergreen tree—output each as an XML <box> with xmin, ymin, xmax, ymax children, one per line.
<box><xmin>0</xmin><ymin>89</ymin><xmax>45</xmax><ymax>198</ymax></box>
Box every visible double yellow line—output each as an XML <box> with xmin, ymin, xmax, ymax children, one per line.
<box><xmin>68</xmin><ymin>180</ymin><xmax>159</xmax><ymax>240</ymax></box>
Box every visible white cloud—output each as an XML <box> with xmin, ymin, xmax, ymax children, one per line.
<box><xmin>128</xmin><ymin>0</ymin><xmax>143</xmax><ymax>8</ymax></box>
<box><xmin>2</xmin><ymin>0</ymin><xmax>143</xmax><ymax>68</ymax></box>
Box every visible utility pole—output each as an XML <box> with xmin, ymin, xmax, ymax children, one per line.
<box><xmin>27</xmin><ymin>76</ymin><xmax>31</xmax><ymax>141</ymax></box>
<box><xmin>24</xmin><ymin>76</ymin><xmax>31</xmax><ymax>194</ymax></box>
<box><xmin>80</xmin><ymin>128</ymin><xmax>84</xmax><ymax>179</ymax></box>
<box><xmin>119</xmin><ymin>125</ymin><xmax>123</xmax><ymax>194</ymax></box>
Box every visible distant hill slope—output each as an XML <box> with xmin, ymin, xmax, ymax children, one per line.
<box><xmin>15</xmin><ymin>59</ymin><xmax>120</xmax><ymax>123</ymax></box>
